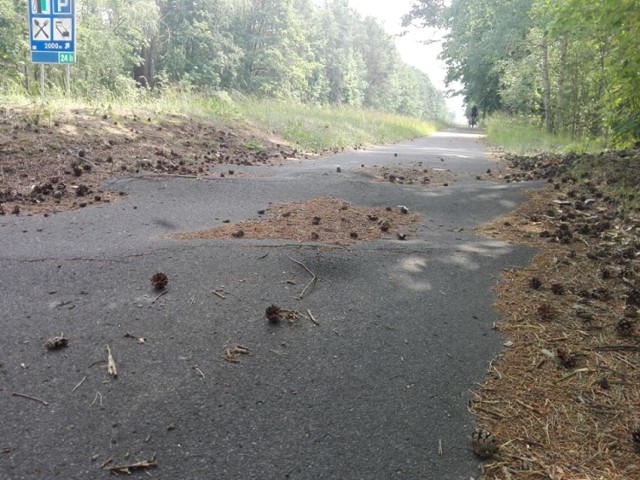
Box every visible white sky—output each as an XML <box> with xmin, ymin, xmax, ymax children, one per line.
<box><xmin>346</xmin><ymin>0</ymin><xmax>465</xmax><ymax>122</ymax></box>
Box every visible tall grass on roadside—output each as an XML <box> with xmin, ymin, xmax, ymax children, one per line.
<box><xmin>484</xmin><ymin>114</ymin><xmax>605</xmax><ymax>154</ymax></box>
<box><xmin>0</xmin><ymin>88</ymin><xmax>441</xmax><ymax>151</ymax></box>
<box><xmin>235</xmin><ymin>98</ymin><xmax>439</xmax><ymax>153</ymax></box>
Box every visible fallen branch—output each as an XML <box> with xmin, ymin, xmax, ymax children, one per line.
<box><xmin>280</xmin><ymin>308</ymin><xmax>303</xmax><ymax>324</ymax></box>
<box><xmin>222</xmin><ymin>343</ymin><xmax>252</xmax><ymax>363</ymax></box>
<box><xmin>307</xmin><ymin>309</ymin><xmax>319</xmax><ymax>326</ymax></box>
<box><xmin>269</xmin><ymin>349</ymin><xmax>288</xmax><ymax>357</ymax></box>
<box><xmin>212</xmin><ymin>289</ymin><xmax>226</xmax><ymax>299</ymax></box>
<box><xmin>286</xmin><ymin>255</ymin><xmax>317</xmax><ymax>299</ymax></box>
<box><xmin>106</xmin><ymin>345</ymin><xmax>117</xmax><ymax>378</ymax></box>
<box><xmin>515</xmin><ymin>398</ymin><xmax>544</xmax><ymax>415</ymax></box>
<box><xmin>151</xmin><ymin>290</ymin><xmax>167</xmax><ymax>304</ymax></box>
<box><xmin>554</xmin><ymin>367</ymin><xmax>593</xmax><ymax>384</ymax></box>
<box><xmin>591</xmin><ymin>345</ymin><xmax>640</xmax><ymax>353</ymax></box>
<box><xmin>123</xmin><ymin>332</ymin><xmax>145</xmax><ymax>344</ymax></box>
<box><xmin>108</xmin><ymin>459</ymin><xmax>158</xmax><ymax>474</ymax></box>
<box><xmin>72</xmin><ymin>376</ymin><xmax>86</xmax><ymax>392</ymax></box>
<box><xmin>11</xmin><ymin>392</ymin><xmax>48</xmax><ymax>406</ymax></box>
<box><xmin>91</xmin><ymin>391</ymin><xmax>103</xmax><ymax>407</ymax></box>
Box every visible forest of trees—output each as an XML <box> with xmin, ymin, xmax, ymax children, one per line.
<box><xmin>405</xmin><ymin>0</ymin><xmax>640</xmax><ymax>143</ymax></box>
<box><xmin>0</xmin><ymin>0</ymin><xmax>450</xmax><ymax>123</ymax></box>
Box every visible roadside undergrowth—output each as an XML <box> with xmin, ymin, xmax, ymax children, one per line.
<box><xmin>0</xmin><ymin>92</ymin><xmax>440</xmax><ymax>156</ymax></box>
<box><xmin>484</xmin><ymin>114</ymin><xmax>607</xmax><ymax>155</ymax></box>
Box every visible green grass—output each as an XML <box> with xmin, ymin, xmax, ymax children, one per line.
<box><xmin>1</xmin><ymin>88</ymin><xmax>441</xmax><ymax>152</ymax></box>
<box><xmin>484</xmin><ymin>113</ymin><xmax>640</xmax><ymax>215</ymax></box>
<box><xmin>484</xmin><ymin>114</ymin><xmax>606</xmax><ymax>155</ymax></box>
<box><xmin>235</xmin><ymin>98</ymin><xmax>440</xmax><ymax>153</ymax></box>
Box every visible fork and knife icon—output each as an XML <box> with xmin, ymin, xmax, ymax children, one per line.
<box><xmin>34</xmin><ymin>18</ymin><xmax>50</xmax><ymax>39</ymax></box>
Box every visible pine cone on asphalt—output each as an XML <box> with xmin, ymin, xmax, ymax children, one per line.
<box><xmin>151</xmin><ymin>272</ymin><xmax>169</xmax><ymax>290</ymax></box>
<box><xmin>265</xmin><ymin>304</ymin><xmax>282</xmax><ymax>323</ymax></box>
<box><xmin>45</xmin><ymin>335</ymin><xmax>69</xmax><ymax>350</ymax></box>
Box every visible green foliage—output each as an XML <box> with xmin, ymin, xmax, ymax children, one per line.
<box><xmin>408</xmin><ymin>0</ymin><xmax>640</xmax><ymax>143</ymax></box>
<box><xmin>439</xmin><ymin>0</ymin><xmax>534</xmax><ymax>113</ymax></box>
<box><xmin>402</xmin><ymin>0</ymin><xmax>449</xmax><ymax>29</ymax></box>
<box><xmin>485</xmin><ymin>114</ymin><xmax>605</xmax><ymax>155</ymax></box>
<box><xmin>0</xmin><ymin>0</ymin><xmax>28</xmax><ymax>83</ymax></box>
<box><xmin>241</xmin><ymin>138</ymin><xmax>265</xmax><ymax>152</ymax></box>
<box><xmin>0</xmin><ymin>0</ymin><xmax>449</xmax><ymax>124</ymax></box>
<box><xmin>237</xmin><ymin>97</ymin><xmax>438</xmax><ymax>152</ymax></box>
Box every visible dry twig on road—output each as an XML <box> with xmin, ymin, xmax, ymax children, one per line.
<box><xmin>106</xmin><ymin>345</ymin><xmax>117</xmax><ymax>377</ymax></box>
<box><xmin>287</xmin><ymin>255</ymin><xmax>317</xmax><ymax>299</ymax></box>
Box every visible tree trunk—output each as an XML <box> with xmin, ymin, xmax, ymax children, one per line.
<box><xmin>541</xmin><ymin>33</ymin><xmax>554</xmax><ymax>133</ymax></box>
<box><xmin>555</xmin><ymin>35</ymin><xmax>568</xmax><ymax>133</ymax></box>
<box><xmin>133</xmin><ymin>36</ymin><xmax>157</xmax><ymax>88</ymax></box>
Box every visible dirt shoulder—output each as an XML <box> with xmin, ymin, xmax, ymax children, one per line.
<box><xmin>0</xmin><ymin>105</ymin><xmax>297</xmax><ymax>216</ymax></box>
<box><xmin>473</xmin><ymin>150</ymin><xmax>640</xmax><ymax>479</ymax></box>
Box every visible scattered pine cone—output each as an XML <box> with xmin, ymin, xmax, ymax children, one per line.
<box><xmin>349</xmin><ymin>232</ymin><xmax>358</xmax><ymax>239</ymax></box>
<box><xmin>633</xmin><ymin>431</ymin><xmax>640</xmax><ymax>453</ymax></box>
<box><xmin>551</xmin><ymin>283</ymin><xmax>565</xmax><ymax>295</ymax></box>
<box><xmin>231</xmin><ymin>230</ymin><xmax>245</xmax><ymax>238</ymax></box>
<box><xmin>598</xmin><ymin>267</ymin><xmax>613</xmax><ymax>280</ymax></box>
<box><xmin>557</xmin><ymin>348</ymin><xmax>577</xmax><ymax>368</ymax></box>
<box><xmin>470</xmin><ymin>428</ymin><xmax>497</xmax><ymax>459</ymax></box>
<box><xmin>311</xmin><ymin>216</ymin><xmax>321</xmax><ymax>225</ymax></box>
<box><xmin>45</xmin><ymin>335</ymin><xmax>69</xmax><ymax>350</ymax></box>
<box><xmin>76</xmin><ymin>184</ymin><xmax>90</xmax><ymax>197</ymax></box>
<box><xmin>625</xmin><ymin>285</ymin><xmax>640</xmax><ymax>307</ymax></box>
<box><xmin>266</xmin><ymin>304</ymin><xmax>282</xmax><ymax>323</ymax></box>
<box><xmin>616</xmin><ymin>318</ymin><xmax>635</xmax><ymax>337</ymax></box>
<box><xmin>529</xmin><ymin>277</ymin><xmax>542</xmax><ymax>289</ymax></box>
<box><xmin>537</xmin><ymin>303</ymin><xmax>555</xmax><ymax>321</ymax></box>
<box><xmin>151</xmin><ymin>272</ymin><xmax>169</xmax><ymax>290</ymax></box>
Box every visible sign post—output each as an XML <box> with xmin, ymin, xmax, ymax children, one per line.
<box><xmin>28</xmin><ymin>0</ymin><xmax>76</xmax><ymax>64</ymax></box>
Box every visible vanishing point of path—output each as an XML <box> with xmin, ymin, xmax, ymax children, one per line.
<box><xmin>0</xmin><ymin>129</ymin><xmax>536</xmax><ymax>479</ymax></box>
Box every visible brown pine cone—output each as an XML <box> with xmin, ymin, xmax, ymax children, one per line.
<box><xmin>151</xmin><ymin>272</ymin><xmax>169</xmax><ymax>290</ymax></box>
<box><xmin>470</xmin><ymin>428</ymin><xmax>497</xmax><ymax>459</ymax></box>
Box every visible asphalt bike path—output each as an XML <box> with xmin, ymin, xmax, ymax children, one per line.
<box><xmin>0</xmin><ymin>129</ymin><xmax>537</xmax><ymax>479</ymax></box>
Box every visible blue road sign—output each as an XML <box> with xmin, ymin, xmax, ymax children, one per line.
<box><xmin>29</xmin><ymin>0</ymin><xmax>75</xmax><ymax>64</ymax></box>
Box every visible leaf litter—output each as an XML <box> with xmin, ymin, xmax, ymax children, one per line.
<box><xmin>172</xmin><ymin>197</ymin><xmax>420</xmax><ymax>245</ymax></box>
<box><xmin>471</xmin><ymin>150</ymin><xmax>640</xmax><ymax>479</ymax></box>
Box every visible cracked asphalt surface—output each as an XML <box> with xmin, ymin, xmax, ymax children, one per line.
<box><xmin>0</xmin><ymin>129</ymin><xmax>537</xmax><ymax>479</ymax></box>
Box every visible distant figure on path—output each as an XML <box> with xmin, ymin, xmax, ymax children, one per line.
<box><xmin>469</xmin><ymin>105</ymin><xmax>479</xmax><ymax>127</ymax></box>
